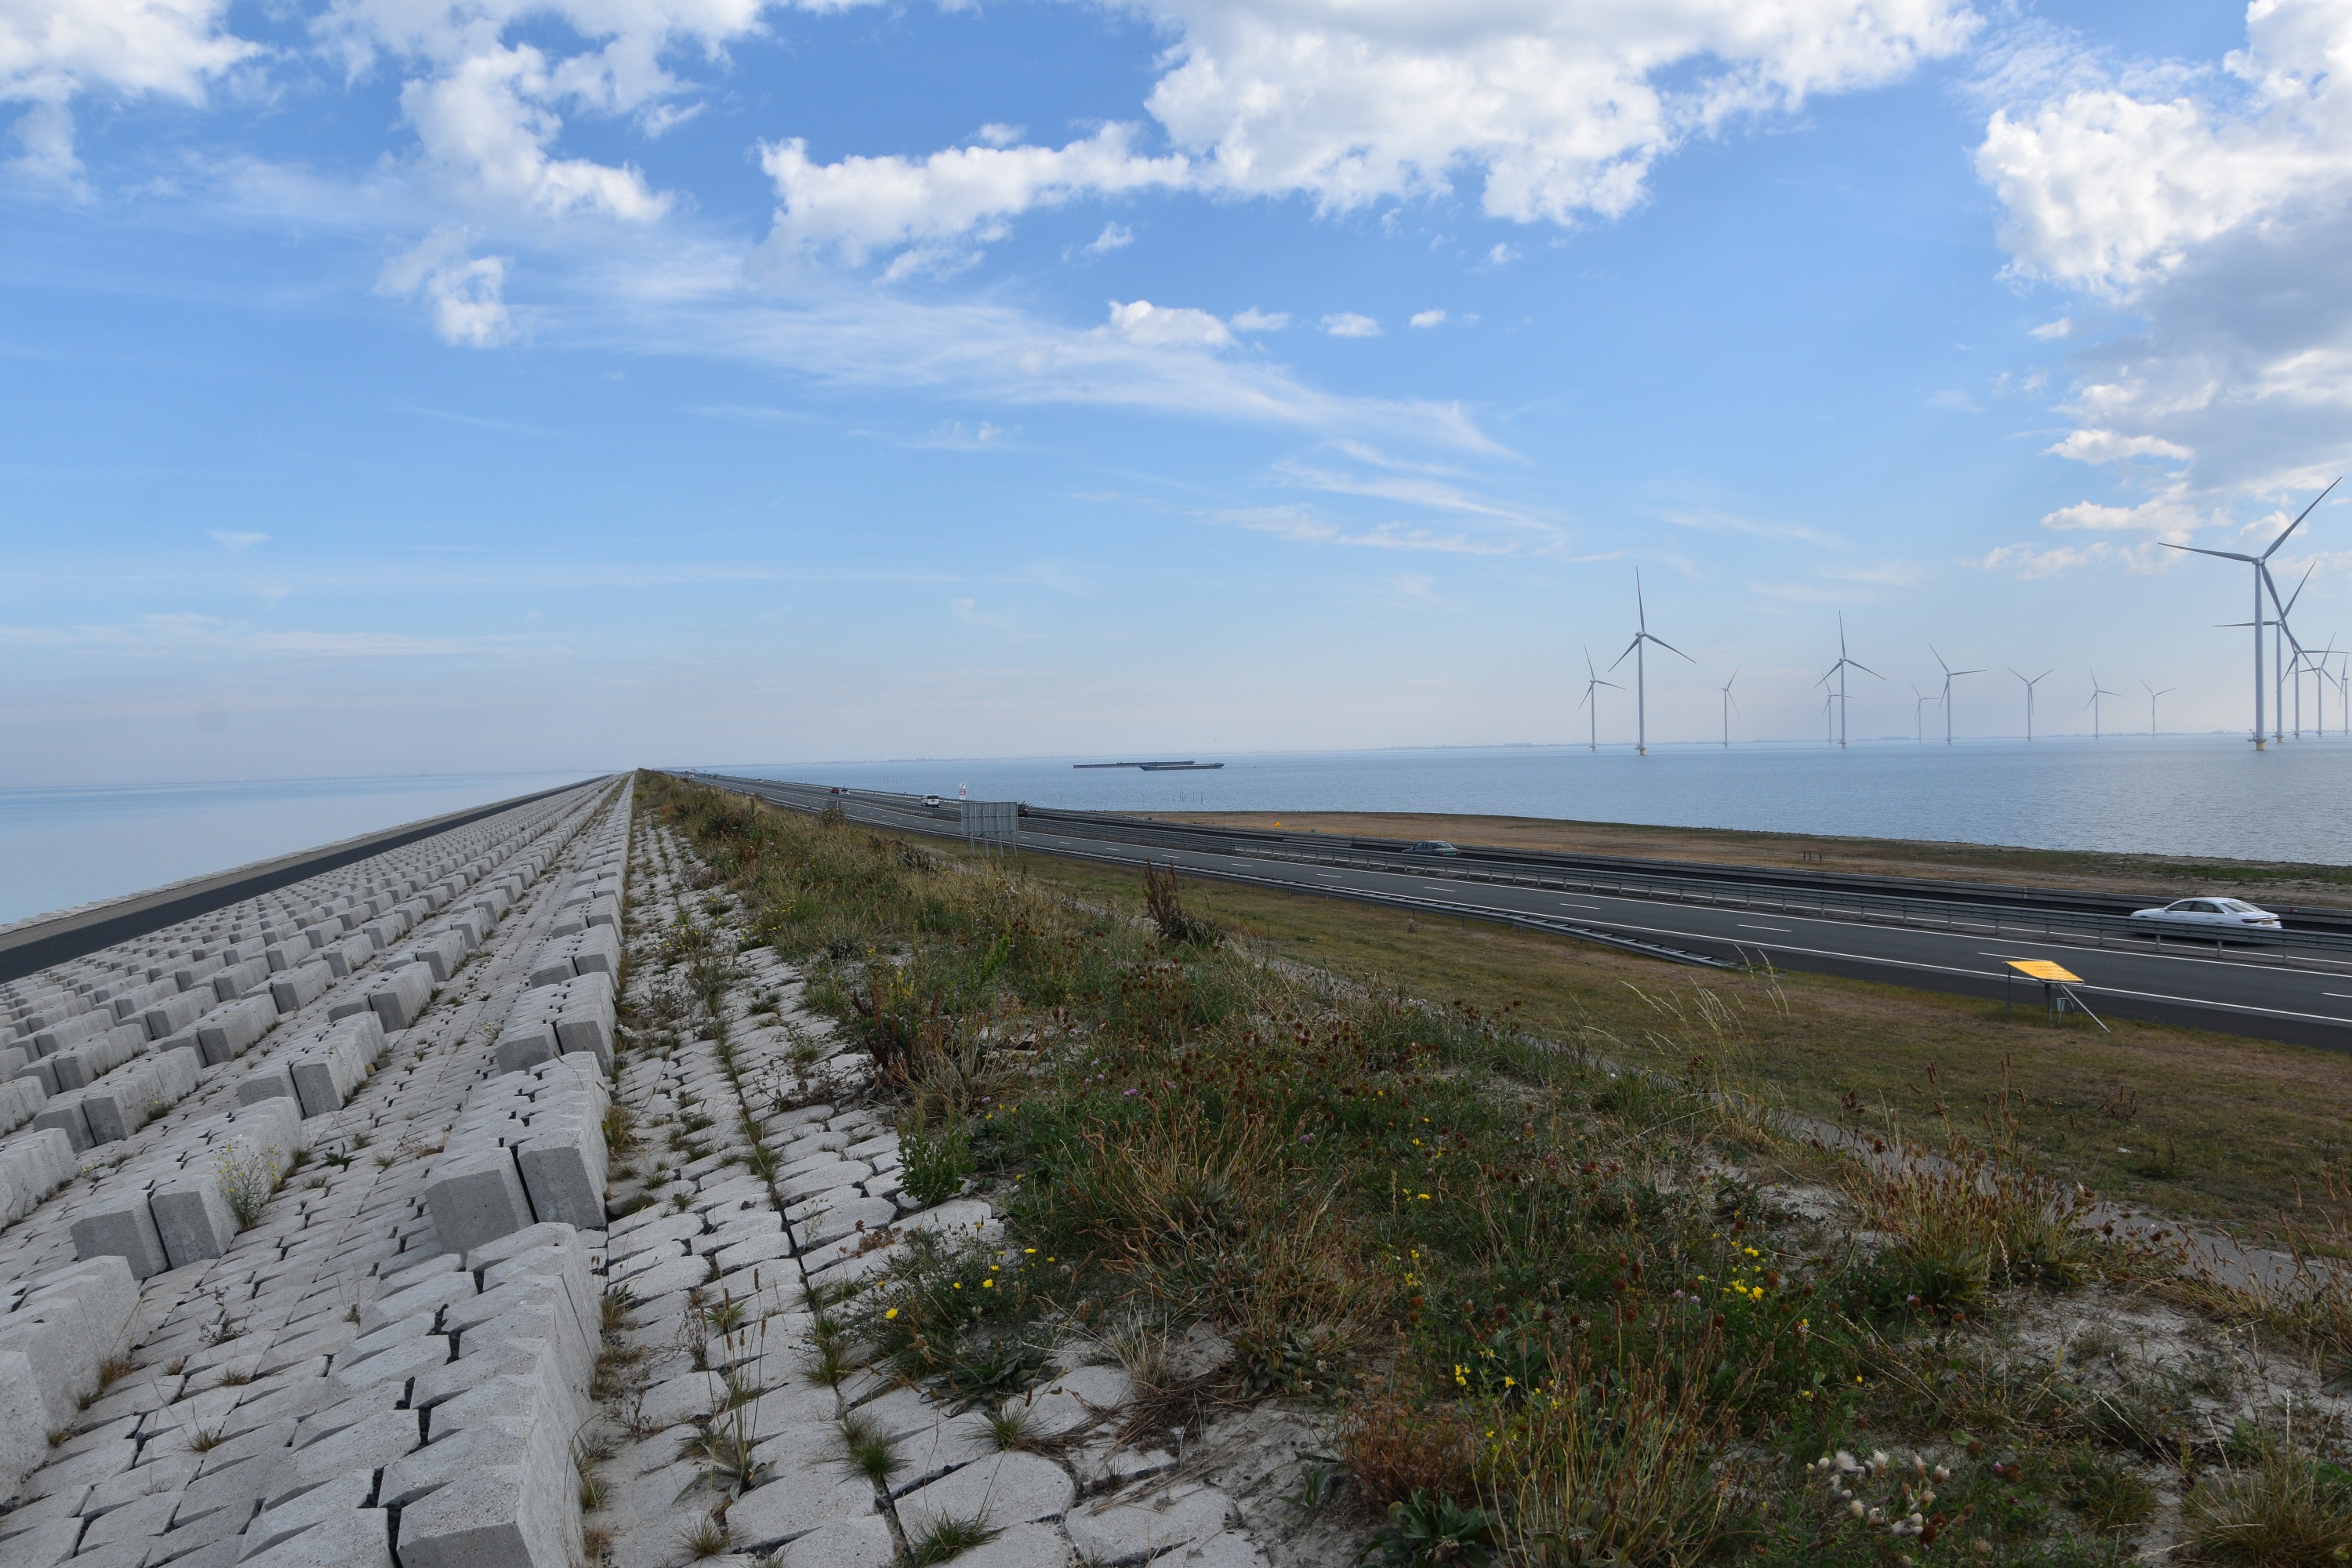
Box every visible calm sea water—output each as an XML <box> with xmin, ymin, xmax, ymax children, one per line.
<box><xmin>9</xmin><ymin>742</ymin><xmax>2346</xmax><ymax>929</ymax></box>
<box><xmin>0</xmin><ymin>772</ymin><xmax>596</xmax><ymax>927</ymax></box>
<box><xmin>718</xmin><ymin>736</ymin><xmax>2352</xmax><ymax>868</ymax></box>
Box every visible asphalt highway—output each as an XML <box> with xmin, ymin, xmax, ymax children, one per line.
<box><xmin>691</xmin><ymin>774</ymin><xmax>2352</xmax><ymax>1051</ymax></box>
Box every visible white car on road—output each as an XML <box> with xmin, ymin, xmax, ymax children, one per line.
<box><xmin>2129</xmin><ymin>896</ymin><xmax>2282</xmax><ymax>930</ymax></box>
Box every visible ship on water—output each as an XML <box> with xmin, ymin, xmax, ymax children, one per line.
<box><xmin>1073</xmin><ymin>760</ymin><xmax>1226</xmax><ymax>771</ymax></box>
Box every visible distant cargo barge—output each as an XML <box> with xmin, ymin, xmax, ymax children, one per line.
<box><xmin>1073</xmin><ymin>760</ymin><xmax>1226</xmax><ymax>771</ymax></box>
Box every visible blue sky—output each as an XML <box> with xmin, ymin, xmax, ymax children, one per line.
<box><xmin>5</xmin><ymin>0</ymin><xmax>2350</xmax><ymax>783</ymax></box>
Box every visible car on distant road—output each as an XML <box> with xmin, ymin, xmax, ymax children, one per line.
<box><xmin>2129</xmin><ymin>896</ymin><xmax>2281</xmax><ymax>930</ymax></box>
<box><xmin>828</xmin><ymin>786</ymin><xmax>845</xmax><ymax>795</ymax></box>
<box><xmin>923</xmin><ymin>794</ymin><xmax>942</xmax><ymax>808</ymax></box>
<box><xmin>1404</xmin><ymin>840</ymin><xmax>1461</xmax><ymax>858</ymax></box>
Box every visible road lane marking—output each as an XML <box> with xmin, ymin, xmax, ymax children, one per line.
<box><xmin>1739</xmin><ymin>924</ymin><xmax>1791</xmax><ymax>932</ymax></box>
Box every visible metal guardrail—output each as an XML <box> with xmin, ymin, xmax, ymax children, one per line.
<box><xmin>691</xmin><ymin>776</ymin><xmax>2352</xmax><ymax>972</ymax></box>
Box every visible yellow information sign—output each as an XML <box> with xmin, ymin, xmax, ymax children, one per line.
<box><xmin>2006</xmin><ymin>959</ymin><xmax>2081</xmax><ymax>983</ymax></box>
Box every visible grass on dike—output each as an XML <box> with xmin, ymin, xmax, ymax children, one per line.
<box><xmin>985</xmin><ymin>847</ymin><xmax>2352</xmax><ymax>1246</ymax></box>
<box><xmin>644</xmin><ymin>772</ymin><xmax>2352</xmax><ymax>1568</ymax></box>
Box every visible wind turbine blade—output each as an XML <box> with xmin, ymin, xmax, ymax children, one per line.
<box><xmin>1955</xmin><ymin>668</ymin><xmax>1984</xmax><ymax>678</ymax></box>
<box><xmin>2167</xmin><ymin>543</ymin><xmax>2257</xmax><ymax>562</ymax></box>
<box><xmin>1608</xmin><ymin>637</ymin><xmax>1639</xmax><ymax>671</ymax></box>
<box><xmin>1650</xmin><ymin>635</ymin><xmax>1695</xmax><ymax>662</ymax></box>
<box><xmin>2263</xmin><ymin>476</ymin><xmax>2341</xmax><ymax>559</ymax></box>
<box><xmin>1850</xmin><ymin>660</ymin><xmax>1883</xmax><ymax>680</ymax></box>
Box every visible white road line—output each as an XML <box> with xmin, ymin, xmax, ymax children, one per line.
<box><xmin>1740</xmin><ymin>924</ymin><xmax>1792</xmax><ymax>932</ymax></box>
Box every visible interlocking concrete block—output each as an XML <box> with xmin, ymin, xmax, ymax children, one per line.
<box><xmin>0</xmin><ymin>1349</ymin><xmax>49</xmax><ymax>1501</ymax></box>
<box><xmin>727</xmin><ymin>1469</ymin><xmax>875</xmax><ymax>1547</ymax></box>
<box><xmin>237</xmin><ymin>1504</ymin><xmax>394</xmax><ymax>1568</ymax></box>
<box><xmin>1065</xmin><ymin>1485</ymin><xmax>1233</xmax><ymax>1565</ymax></box>
<box><xmin>34</xmin><ymin>1094</ymin><xmax>93</xmax><ymax>1152</ymax></box>
<box><xmin>242</xmin><ymin>1469</ymin><xmax>376</xmax><ymax>1557</ymax></box>
<box><xmin>515</xmin><ymin>1134</ymin><xmax>604</xmax><ymax>1232</ymax></box>
<box><xmin>238</xmin><ymin>1064</ymin><xmax>298</xmax><ymax>1108</ymax></box>
<box><xmin>82</xmin><ymin>1063</ymin><xmax>163</xmax><ymax>1143</ymax></box>
<box><xmin>376</xmin><ymin>1422</ymin><xmax>532</xmax><ymax>1508</ymax></box>
<box><xmin>490</xmin><ymin>1021</ymin><xmax>557</xmax><ymax>1077</ymax></box>
<box><xmin>260</xmin><ymin>1409</ymin><xmax>419</xmax><ymax>1507</ymax></box>
<box><xmin>289</xmin><ymin>1053</ymin><xmax>355</xmax><ymax>1120</ymax></box>
<box><xmin>196</xmin><ymin>996</ymin><xmax>274</xmax><ymax>1065</ymax></box>
<box><xmin>72</xmin><ymin>1194</ymin><xmax>171</xmax><ymax>1279</ymax></box>
<box><xmin>357</xmin><ymin>1269</ymin><xmax>475</xmax><ymax>1337</ymax></box>
<box><xmin>895</xmin><ymin>1452</ymin><xmax>1076</xmax><ymax>1531</ymax></box>
<box><xmin>0</xmin><ymin>1127</ymin><xmax>73</xmax><ymax>1216</ymax></box>
<box><xmin>936</xmin><ymin>1523</ymin><xmax>1073</xmax><ymax>1568</ymax></box>
<box><xmin>425</xmin><ymin>1152</ymin><xmax>534</xmax><ymax>1257</ymax></box>
<box><xmin>365</xmin><ymin>964</ymin><xmax>434</xmax><ymax>1032</ymax></box>
<box><xmin>152</xmin><ymin>1173</ymin><xmax>240</xmax><ymax>1268</ymax></box>
<box><xmin>143</xmin><ymin>989</ymin><xmax>207</xmax><ymax>1041</ymax></box>
<box><xmin>764</xmin><ymin>1512</ymin><xmax>897</xmax><ymax>1568</ymax></box>
<box><xmin>267</xmin><ymin>963</ymin><xmax>329</xmax><ymax>1016</ymax></box>
<box><xmin>397</xmin><ymin>1463</ymin><xmax>579</xmax><ymax>1568</ymax></box>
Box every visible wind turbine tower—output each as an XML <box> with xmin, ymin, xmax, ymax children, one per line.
<box><xmin>1932</xmin><ymin>647</ymin><xmax>1982</xmax><ymax>745</ymax></box>
<box><xmin>1912</xmin><ymin>682</ymin><xmax>1934</xmax><ymax>742</ymax></box>
<box><xmin>2085</xmin><ymin>670</ymin><xmax>2122</xmax><ymax>739</ymax></box>
<box><xmin>1577</xmin><ymin>646</ymin><xmax>1621</xmax><ymax>753</ymax></box>
<box><xmin>1609</xmin><ymin>572</ymin><xmax>1691</xmax><ymax>756</ymax></box>
<box><xmin>1817</xmin><ymin>615</ymin><xmax>1879</xmax><ymax>749</ymax></box>
<box><xmin>2013</xmin><ymin>668</ymin><xmax>2053</xmax><ymax>741</ymax></box>
<box><xmin>1718</xmin><ymin>671</ymin><xmax>1738</xmax><ymax>748</ymax></box>
<box><xmin>2142</xmin><ymin>680</ymin><xmax>2173</xmax><ymax>736</ymax></box>
<box><xmin>2166</xmin><ymin>478</ymin><xmax>2338</xmax><ymax>749</ymax></box>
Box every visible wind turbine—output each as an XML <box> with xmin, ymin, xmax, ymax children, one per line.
<box><xmin>2269</xmin><ymin>562</ymin><xmax>2315</xmax><ymax>739</ymax></box>
<box><xmin>1931</xmin><ymin>647</ymin><xmax>1982</xmax><ymax>745</ymax></box>
<box><xmin>1820</xmin><ymin>690</ymin><xmax>1835</xmax><ymax>744</ymax></box>
<box><xmin>2141</xmin><ymin>680</ymin><xmax>2174</xmax><ymax>736</ymax></box>
<box><xmin>1609</xmin><ymin>572</ymin><xmax>1691</xmax><ymax>756</ymax></box>
<box><xmin>2166</xmin><ymin>477</ymin><xmax>2339</xmax><ymax>749</ymax></box>
<box><xmin>1911</xmin><ymin>682</ymin><xmax>1935</xmax><ymax>742</ymax></box>
<box><xmin>2085</xmin><ymin>670</ymin><xmax>2122</xmax><ymax>739</ymax></box>
<box><xmin>1717</xmin><ymin>670</ymin><xmax>1738</xmax><ymax>748</ymax></box>
<box><xmin>1577</xmin><ymin>645</ymin><xmax>1621</xmax><ymax>753</ymax></box>
<box><xmin>2013</xmin><ymin>668</ymin><xmax>2053</xmax><ymax>741</ymax></box>
<box><xmin>1817</xmin><ymin>614</ymin><xmax>1880</xmax><ymax>748</ymax></box>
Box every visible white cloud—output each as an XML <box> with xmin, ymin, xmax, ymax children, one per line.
<box><xmin>1485</xmin><ymin>242</ymin><xmax>1520</xmax><ymax>266</ymax></box>
<box><xmin>209</xmin><ymin>530</ymin><xmax>269</xmax><ymax>550</ymax></box>
<box><xmin>0</xmin><ymin>0</ymin><xmax>252</xmax><ymax>171</ymax></box>
<box><xmin>1979</xmin><ymin>540</ymin><xmax>2173</xmax><ymax>577</ymax></box>
<box><xmin>1323</xmin><ymin>312</ymin><xmax>1380</xmax><ymax>338</ymax></box>
<box><xmin>1409</xmin><ymin>309</ymin><xmax>1447</xmax><ymax>328</ymax></box>
<box><xmin>1229</xmin><ymin>308</ymin><xmax>1287</xmax><ymax>332</ymax></box>
<box><xmin>759</xmin><ymin>0</ymin><xmax>1976</xmax><ymax>265</ymax></box>
<box><xmin>398</xmin><ymin>45</ymin><xmax>668</xmax><ymax>221</ymax></box>
<box><xmin>2045</xmin><ymin>429</ymin><xmax>2193</xmax><ymax>465</ymax></box>
<box><xmin>1976</xmin><ymin>1</ymin><xmax>2352</xmax><ymax>537</ymax></box>
<box><xmin>378</xmin><ymin>228</ymin><xmax>518</xmax><ymax>347</ymax></box>
<box><xmin>1102</xmin><ymin>298</ymin><xmax>1234</xmax><ymax>349</ymax></box>
<box><xmin>1083</xmin><ymin>221</ymin><xmax>1134</xmax><ymax>255</ymax></box>
<box><xmin>2029</xmin><ymin>316</ymin><xmax>2071</xmax><ymax>339</ymax></box>
<box><xmin>761</xmin><ymin>126</ymin><xmax>1188</xmax><ymax>263</ymax></box>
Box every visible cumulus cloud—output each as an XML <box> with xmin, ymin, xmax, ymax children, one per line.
<box><xmin>1083</xmin><ymin>221</ymin><xmax>1134</xmax><ymax>254</ymax></box>
<box><xmin>1409</xmin><ymin>309</ymin><xmax>1447</xmax><ymax>328</ymax></box>
<box><xmin>1229</xmin><ymin>308</ymin><xmax>1287</xmax><ymax>332</ymax></box>
<box><xmin>209</xmin><ymin>530</ymin><xmax>269</xmax><ymax>549</ymax></box>
<box><xmin>1102</xmin><ymin>299</ymin><xmax>1234</xmax><ymax>348</ymax></box>
<box><xmin>1323</xmin><ymin>312</ymin><xmax>1380</xmax><ymax>337</ymax></box>
<box><xmin>760</xmin><ymin>0</ymin><xmax>1976</xmax><ymax>267</ymax></box>
<box><xmin>379</xmin><ymin>227</ymin><xmax>518</xmax><ymax>347</ymax></box>
<box><xmin>2045</xmin><ymin>429</ymin><xmax>2193</xmax><ymax>465</ymax></box>
<box><xmin>762</xmin><ymin>125</ymin><xmax>1188</xmax><ymax>263</ymax></box>
<box><xmin>1</xmin><ymin>0</ymin><xmax>252</xmax><ymax>172</ymax></box>
<box><xmin>1976</xmin><ymin>0</ymin><xmax>2352</xmax><ymax>565</ymax></box>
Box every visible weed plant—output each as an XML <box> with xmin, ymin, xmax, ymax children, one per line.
<box><xmin>643</xmin><ymin>772</ymin><xmax>2305</xmax><ymax>1568</ymax></box>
